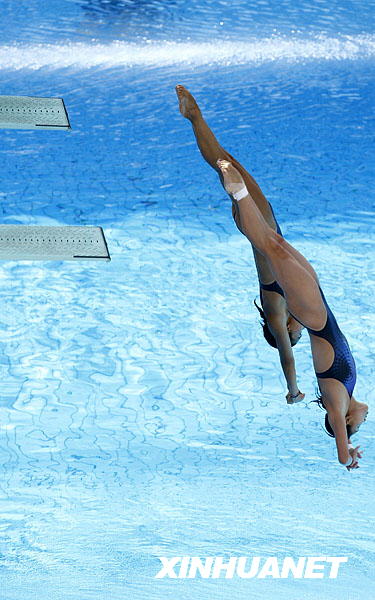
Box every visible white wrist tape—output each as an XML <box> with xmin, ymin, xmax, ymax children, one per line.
<box><xmin>348</xmin><ymin>443</ymin><xmax>354</xmax><ymax>450</ymax></box>
<box><xmin>232</xmin><ymin>187</ymin><xmax>248</xmax><ymax>201</ymax></box>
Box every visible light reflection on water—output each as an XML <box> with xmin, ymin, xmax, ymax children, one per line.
<box><xmin>0</xmin><ymin>36</ymin><xmax>374</xmax><ymax>70</ymax></box>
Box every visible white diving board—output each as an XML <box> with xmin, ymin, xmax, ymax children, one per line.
<box><xmin>0</xmin><ymin>96</ymin><xmax>71</xmax><ymax>130</ymax></box>
<box><xmin>0</xmin><ymin>226</ymin><xmax>110</xmax><ymax>261</ymax></box>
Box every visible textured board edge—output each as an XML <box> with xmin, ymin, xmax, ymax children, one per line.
<box><xmin>35</xmin><ymin>97</ymin><xmax>71</xmax><ymax>130</ymax></box>
<box><xmin>0</xmin><ymin>226</ymin><xmax>111</xmax><ymax>261</ymax></box>
<box><xmin>0</xmin><ymin>95</ymin><xmax>71</xmax><ymax>130</ymax></box>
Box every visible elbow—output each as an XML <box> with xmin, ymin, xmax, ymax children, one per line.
<box><xmin>267</xmin><ymin>232</ymin><xmax>289</xmax><ymax>257</ymax></box>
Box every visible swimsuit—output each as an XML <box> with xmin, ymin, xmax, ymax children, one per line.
<box><xmin>299</xmin><ymin>288</ymin><xmax>357</xmax><ymax>398</ymax></box>
<box><xmin>259</xmin><ymin>279</ymin><xmax>285</xmax><ymax>311</ymax></box>
<box><xmin>269</xmin><ymin>202</ymin><xmax>283</xmax><ymax>237</ymax></box>
<box><xmin>260</xmin><ymin>282</ymin><xmax>357</xmax><ymax>397</ymax></box>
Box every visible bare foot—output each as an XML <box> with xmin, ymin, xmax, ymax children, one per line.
<box><xmin>175</xmin><ymin>85</ymin><xmax>201</xmax><ymax>121</ymax></box>
<box><xmin>217</xmin><ymin>159</ymin><xmax>246</xmax><ymax>196</ymax></box>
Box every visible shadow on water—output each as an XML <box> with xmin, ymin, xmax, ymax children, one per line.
<box><xmin>80</xmin><ymin>0</ymin><xmax>179</xmax><ymax>21</ymax></box>
<box><xmin>81</xmin><ymin>0</ymin><xmax>178</xmax><ymax>12</ymax></box>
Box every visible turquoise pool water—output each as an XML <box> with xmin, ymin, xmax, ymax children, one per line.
<box><xmin>0</xmin><ymin>1</ymin><xmax>374</xmax><ymax>599</ymax></box>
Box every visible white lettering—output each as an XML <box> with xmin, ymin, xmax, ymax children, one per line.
<box><xmin>326</xmin><ymin>556</ymin><xmax>348</xmax><ymax>578</ymax></box>
<box><xmin>212</xmin><ymin>557</ymin><xmax>237</xmax><ymax>579</ymax></box>
<box><xmin>280</xmin><ymin>557</ymin><xmax>306</xmax><ymax>578</ymax></box>
<box><xmin>187</xmin><ymin>557</ymin><xmax>214</xmax><ymax>578</ymax></box>
<box><xmin>154</xmin><ymin>556</ymin><xmax>348</xmax><ymax>579</ymax></box>
<box><xmin>257</xmin><ymin>557</ymin><xmax>280</xmax><ymax>579</ymax></box>
<box><xmin>304</xmin><ymin>557</ymin><xmax>326</xmax><ymax>578</ymax></box>
<box><xmin>178</xmin><ymin>556</ymin><xmax>190</xmax><ymax>578</ymax></box>
<box><xmin>236</xmin><ymin>556</ymin><xmax>261</xmax><ymax>578</ymax></box>
<box><xmin>155</xmin><ymin>557</ymin><xmax>181</xmax><ymax>578</ymax></box>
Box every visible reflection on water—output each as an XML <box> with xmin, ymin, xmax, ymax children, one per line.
<box><xmin>81</xmin><ymin>0</ymin><xmax>178</xmax><ymax>15</ymax></box>
<box><xmin>1</xmin><ymin>0</ymin><xmax>375</xmax><ymax>44</ymax></box>
<box><xmin>80</xmin><ymin>0</ymin><xmax>180</xmax><ymax>35</ymax></box>
<box><xmin>0</xmin><ymin>36</ymin><xmax>374</xmax><ymax>71</ymax></box>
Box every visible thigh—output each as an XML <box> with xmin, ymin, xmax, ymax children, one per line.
<box><xmin>281</xmin><ymin>240</ymin><xmax>320</xmax><ymax>283</ymax></box>
<box><xmin>252</xmin><ymin>246</ymin><xmax>277</xmax><ymax>285</ymax></box>
<box><xmin>265</xmin><ymin>238</ymin><xmax>326</xmax><ymax>330</ymax></box>
<box><xmin>231</xmin><ymin>200</ymin><xmax>276</xmax><ymax>284</ymax></box>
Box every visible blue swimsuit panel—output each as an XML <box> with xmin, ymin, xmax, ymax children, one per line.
<box><xmin>305</xmin><ymin>288</ymin><xmax>357</xmax><ymax>397</ymax></box>
<box><xmin>269</xmin><ymin>202</ymin><xmax>283</xmax><ymax>237</ymax></box>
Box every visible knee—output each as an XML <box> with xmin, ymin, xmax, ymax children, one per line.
<box><xmin>266</xmin><ymin>232</ymin><xmax>287</xmax><ymax>257</ymax></box>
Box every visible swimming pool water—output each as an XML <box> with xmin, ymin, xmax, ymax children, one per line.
<box><xmin>0</xmin><ymin>1</ymin><xmax>374</xmax><ymax>599</ymax></box>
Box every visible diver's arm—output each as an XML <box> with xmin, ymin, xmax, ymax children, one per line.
<box><xmin>329</xmin><ymin>410</ymin><xmax>356</xmax><ymax>467</ymax></box>
<box><xmin>268</xmin><ymin>316</ymin><xmax>302</xmax><ymax>398</ymax></box>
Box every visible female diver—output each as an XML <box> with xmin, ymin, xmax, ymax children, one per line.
<box><xmin>176</xmin><ymin>85</ymin><xmax>304</xmax><ymax>404</ymax></box>
<box><xmin>176</xmin><ymin>86</ymin><xmax>368</xmax><ymax>469</ymax></box>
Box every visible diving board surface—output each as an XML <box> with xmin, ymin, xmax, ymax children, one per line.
<box><xmin>0</xmin><ymin>96</ymin><xmax>70</xmax><ymax>130</ymax></box>
<box><xmin>0</xmin><ymin>226</ymin><xmax>110</xmax><ymax>261</ymax></box>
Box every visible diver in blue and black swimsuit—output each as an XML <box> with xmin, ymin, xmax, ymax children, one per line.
<box><xmin>176</xmin><ymin>85</ymin><xmax>368</xmax><ymax>469</ymax></box>
<box><xmin>216</xmin><ymin>157</ymin><xmax>368</xmax><ymax>470</ymax></box>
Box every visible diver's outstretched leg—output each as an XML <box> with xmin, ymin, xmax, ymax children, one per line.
<box><xmin>176</xmin><ymin>84</ymin><xmax>279</xmax><ymax>283</ymax></box>
<box><xmin>217</xmin><ymin>159</ymin><xmax>326</xmax><ymax>330</ymax></box>
<box><xmin>175</xmin><ymin>85</ymin><xmax>277</xmax><ymax>230</ymax></box>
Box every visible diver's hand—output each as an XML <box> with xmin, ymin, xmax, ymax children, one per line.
<box><xmin>346</xmin><ymin>446</ymin><xmax>362</xmax><ymax>470</ymax></box>
<box><xmin>286</xmin><ymin>390</ymin><xmax>305</xmax><ymax>404</ymax></box>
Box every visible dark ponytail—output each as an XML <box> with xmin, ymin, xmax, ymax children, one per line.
<box><xmin>311</xmin><ymin>392</ymin><xmax>352</xmax><ymax>439</ymax></box>
<box><xmin>253</xmin><ymin>298</ymin><xmax>278</xmax><ymax>349</ymax></box>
